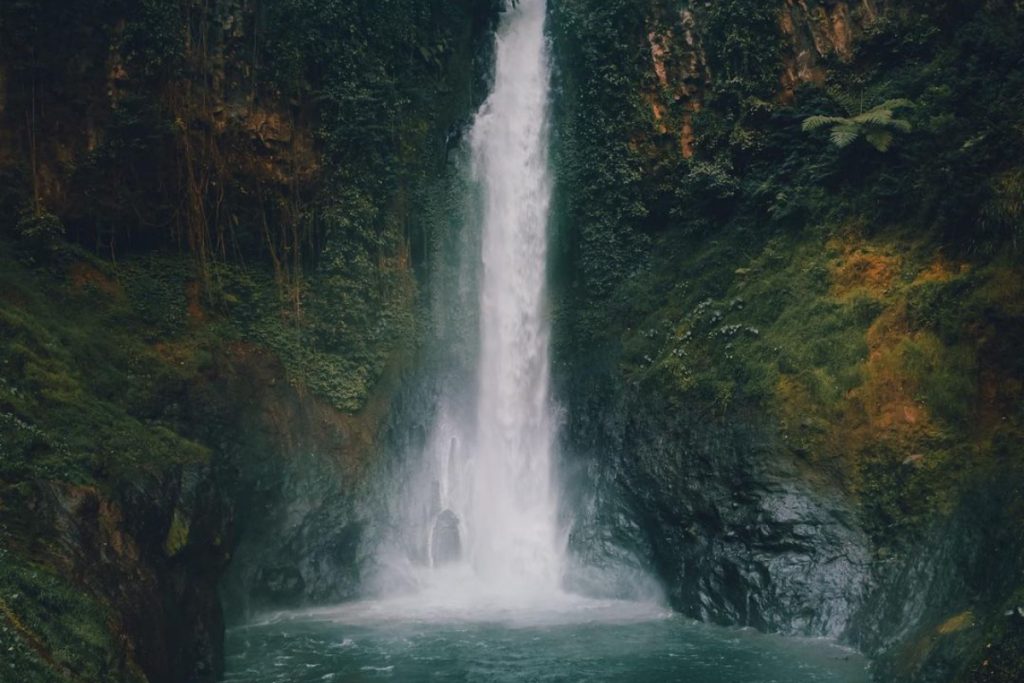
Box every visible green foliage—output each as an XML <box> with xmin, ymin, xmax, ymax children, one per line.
<box><xmin>212</xmin><ymin>258</ymin><xmax>415</xmax><ymax>412</ymax></box>
<box><xmin>0</xmin><ymin>246</ymin><xmax>208</xmax><ymax>485</ymax></box>
<box><xmin>98</xmin><ymin>249</ymin><xmax>413</xmax><ymax>413</ymax></box>
<box><xmin>15</xmin><ymin>212</ymin><xmax>64</xmax><ymax>242</ymax></box>
<box><xmin>803</xmin><ymin>99</ymin><xmax>914</xmax><ymax>151</ymax></box>
<box><xmin>551</xmin><ymin>0</ymin><xmax>1024</xmax><ymax>340</ymax></box>
<box><xmin>14</xmin><ymin>211</ymin><xmax>65</xmax><ymax>259</ymax></box>
<box><xmin>612</xmin><ymin>231</ymin><xmax>869</xmax><ymax>416</ymax></box>
<box><xmin>164</xmin><ymin>508</ymin><xmax>190</xmax><ymax>557</ymax></box>
<box><xmin>550</xmin><ymin>0</ymin><xmax>1024</xmax><ymax>551</ymax></box>
<box><xmin>0</xmin><ymin>547</ymin><xmax>139</xmax><ymax>683</ymax></box>
<box><xmin>257</xmin><ymin>0</ymin><xmax>498</xmax><ymax>272</ymax></box>
<box><xmin>120</xmin><ymin>0</ymin><xmax>186</xmax><ymax>79</ymax></box>
<box><xmin>699</xmin><ymin>0</ymin><xmax>784</xmax><ymax>99</ymax></box>
<box><xmin>549</xmin><ymin>0</ymin><xmax>653</xmax><ymax>305</ymax></box>
<box><xmin>900</xmin><ymin>336</ymin><xmax>977</xmax><ymax>428</ymax></box>
<box><xmin>1</xmin><ymin>0</ymin><xmax>496</xmax><ymax>365</ymax></box>
<box><xmin>116</xmin><ymin>256</ymin><xmax>192</xmax><ymax>338</ymax></box>
<box><xmin>2</xmin><ymin>0</ymin><xmax>500</xmax><ymax>412</ymax></box>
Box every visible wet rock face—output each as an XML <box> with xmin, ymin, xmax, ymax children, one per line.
<box><xmin>253</xmin><ymin>566</ymin><xmax>307</xmax><ymax>602</ymax></box>
<box><xmin>194</xmin><ymin>348</ymin><xmax>375</xmax><ymax>620</ymax></box>
<box><xmin>560</xmin><ymin>367</ymin><xmax>1024</xmax><ymax>681</ymax></box>
<box><xmin>779</xmin><ymin>0</ymin><xmax>884</xmax><ymax>97</ymax></box>
<box><xmin>4</xmin><ymin>468</ymin><xmax>230</xmax><ymax>683</ymax></box>
<box><xmin>849</xmin><ymin>477</ymin><xmax>1024</xmax><ymax>682</ymax></box>
<box><xmin>563</xmin><ymin>374</ymin><xmax>869</xmax><ymax>638</ymax></box>
<box><xmin>221</xmin><ymin>451</ymin><xmax>368</xmax><ymax>617</ymax></box>
<box><xmin>431</xmin><ymin>510</ymin><xmax>463</xmax><ymax>566</ymax></box>
<box><xmin>647</xmin><ymin>471</ymin><xmax>868</xmax><ymax>638</ymax></box>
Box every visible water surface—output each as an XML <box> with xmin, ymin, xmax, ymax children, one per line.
<box><xmin>225</xmin><ymin>597</ymin><xmax>868</xmax><ymax>682</ymax></box>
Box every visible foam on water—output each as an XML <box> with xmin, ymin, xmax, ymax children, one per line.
<box><xmin>257</xmin><ymin>569</ymin><xmax>670</xmax><ymax>629</ymax></box>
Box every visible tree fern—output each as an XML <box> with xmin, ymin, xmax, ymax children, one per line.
<box><xmin>874</xmin><ymin>98</ymin><xmax>915</xmax><ymax>112</ymax></box>
<box><xmin>802</xmin><ymin>115</ymin><xmax>847</xmax><ymax>131</ymax></box>
<box><xmin>864</xmin><ymin>129</ymin><xmax>894</xmax><ymax>152</ymax></box>
<box><xmin>802</xmin><ymin>97</ymin><xmax>914</xmax><ymax>152</ymax></box>
<box><xmin>830</xmin><ymin>125</ymin><xmax>861</xmax><ymax>148</ymax></box>
<box><xmin>853</xmin><ymin>109</ymin><xmax>896</xmax><ymax>126</ymax></box>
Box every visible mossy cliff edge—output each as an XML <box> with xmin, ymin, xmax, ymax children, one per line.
<box><xmin>0</xmin><ymin>1</ymin><xmax>500</xmax><ymax>680</ymax></box>
<box><xmin>549</xmin><ymin>1</ymin><xmax>1023</xmax><ymax>681</ymax></box>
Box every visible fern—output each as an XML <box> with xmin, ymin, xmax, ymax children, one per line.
<box><xmin>875</xmin><ymin>98</ymin><xmax>915</xmax><ymax>111</ymax></box>
<box><xmin>889</xmin><ymin>119</ymin><xmax>913</xmax><ymax>134</ymax></box>
<box><xmin>826</xmin><ymin>86</ymin><xmax>858</xmax><ymax>116</ymax></box>
<box><xmin>830</xmin><ymin>125</ymin><xmax>861</xmax><ymax>148</ymax></box>
<box><xmin>802</xmin><ymin>97</ymin><xmax>914</xmax><ymax>152</ymax></box>
<box><xmin>853</xmin><ymin>109</ymin><xmax>895</xmax><ymax>126</ymax></box>
<box><xmin>802</xmin><ymin>115</ymin><xmax>847</xmax><ymax>131</ymax></box>
<box><xmin>864</xmin><ymin>130</ymin><xmax>894</xmax><ymax>152</ymax></box>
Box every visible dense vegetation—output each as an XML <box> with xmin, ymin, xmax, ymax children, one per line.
<box><xmin>551</xmin><ymin>0</ymin><xmax>1023</xmax><ymax>538</ymax></box>
<box><xmin>0</xmin><ymin>1</ymin><xmax>499</xmax><ymax>679</ymax></box>
<box><xmin>550</xmin><ymin>1</ymin><xmax>1023</xmax><ymax>679</ymax></box>
<box><xmin>0</xmin><ymin>0</ymin><xmax>500</xmax><ymax>411</ymax></box>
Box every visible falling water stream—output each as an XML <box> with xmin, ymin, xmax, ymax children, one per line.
<box><xmin>224</xmin><ymin>2</ymin><xmax>869</xmax><ymax>679</ymax></box>
<box><xmin>461</xmin><ymin>0</ymin><xmax>561</xmax><ymax>591</ymax></box>
<box><xmin>370</xmin><ymin>0</ymin><xmax>565</xmax><ymax>601</ymax></box>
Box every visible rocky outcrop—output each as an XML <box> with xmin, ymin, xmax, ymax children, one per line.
<box><xmin>184</xmin><ymin>345</ymin><xmax>380</xmax><ymax>620</ymax></box>
<box><xmin>550</xmin><ymin>4</ymin><xmax>1024</xmax><ymax>680</ymax></box>
<box><xmin>0</xmin><ymin>1</ymin><xmax>499</xmax><ymax>677</ymax></box>
<box><xmin>430</xmin><ymin>509</ymin><xmax>463</xmax><ymax>566</ymax></box>
<box><xmin>2</xmin><ymin>469</ymin><xmax>228</xmax><ymax>682</ymax></box>
<box><xmin>779</xmin><ymin>0</ymin><xmax>883</xmax><ymax>98</ymax></box>
<box><xmin>0</xmin><ymin>339</ymin><xmax>389</xmax><ymax>681</ymax></box>
<box><xmin>563</xmin><ymin>372</ymin><xmax>869</xmax><ymax>637</ymax></box>
<box><xmin>558</xmin><ymin>346</ymin><xmax>1023</xmax><ymax>682</ymax></box>
<box><xmin>645</xmin><ymin>8</ymin><xmax>709</xmax><ymax>158</ymax></box>
<box><xmin>849</xmin><ymin>475</ymin><xmax>1024</xmax><ymax>682</ymax></box>
<box><xmin>637</xmin><ymin>0</ymin><xmax>886</xmax><ymax>154</ymax></box>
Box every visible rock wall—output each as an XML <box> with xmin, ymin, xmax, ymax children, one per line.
<box><xmin>3</xmin><ymin>471</ymin><xmax>227</xmax><ymax>682</ymax></box>
<box><xmin>550</xmin><ymin>1</ymin><xmax>1024</xmax><ymax>682</ymax></box>
<box><xmin>0</xmin><ymin>334</ymin><xmax>395</xmax><ymax>682</ymax></box>
<box><xmin>562</xmin><ymin>367</ymin><xmax>869</xmax><ymax>638</ymax></box>
<box><xmin>0</xmin><ymin>1</ymin><xmax>500</xmax><ymax>679</ymax></box>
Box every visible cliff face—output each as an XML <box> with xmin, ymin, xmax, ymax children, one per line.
<box><xmin>550</xmin><ymin>1</ymin><xmax>1024</xmax><ymax>681</ymax></box>
<box><xmin>0</xmin><ymin>1</ymin><xmax>499</xmax><ymax>679</ymax></box>
<box><xmin>639</xmin><ymin>0</ymin><xmax>885</xmax><ymax>157</ymax></box>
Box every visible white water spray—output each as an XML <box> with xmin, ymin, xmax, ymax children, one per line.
<box><xmin>389</xmin><ymin>0</ymin><xmax>564</xmax><ymax>603</ymax></box>
<box><xmin>463</xmin><ymin>0</ymin><xmax>561</xmax><ymax>589</ymax></box>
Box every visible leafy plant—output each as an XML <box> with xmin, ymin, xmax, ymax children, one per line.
<box><xmin>802</xmin><ymin>98</ymin><xmax>914</xmax><ymax>152</ymax></box>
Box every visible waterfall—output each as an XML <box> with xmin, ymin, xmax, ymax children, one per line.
<box><xmin>465</xmin><ymin>0</ymin><xmax>560</xmax><ymax>589</ymax></box>
<box><xmin>388</xmin><ymin>0</ymin><xmax>564</xmax><ymax>602</ymax></box>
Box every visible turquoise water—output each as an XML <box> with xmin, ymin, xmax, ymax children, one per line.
<box><xmin>224</xmin><ymin>598</ymin><xmax>869</xmax><ymax>682</ymax></box>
